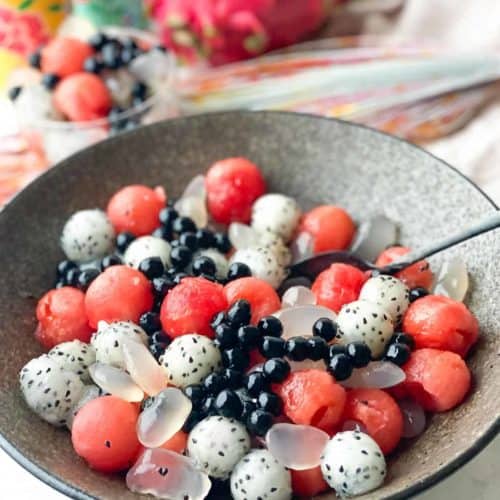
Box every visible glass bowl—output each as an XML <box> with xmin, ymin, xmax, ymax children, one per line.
<box><xmin>13</xmin><ymin>26</ymin><xmax>178</xmax><ymax>165</ymax></box>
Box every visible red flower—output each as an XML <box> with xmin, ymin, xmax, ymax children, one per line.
<box><xmin>0</xmin><ymin>7</ymin><xmax>49</xmax><ymax>56</ymax></box>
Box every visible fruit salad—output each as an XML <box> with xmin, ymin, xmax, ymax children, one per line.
<box><xmin>19</xmin><ymin>157</ymin><xmax>478</xmax><ymax>499</ymax></box>
<box><xmin>6</xmin><ymin>30</ymin><xmax>174</xmax><ymax>164</ymax></box>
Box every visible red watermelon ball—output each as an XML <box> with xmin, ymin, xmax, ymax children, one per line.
<box><xmin>160</xmin><ymin>277</ymin><xmax>227</xmax><ymax>338</ymax></box>
<box><xmin>85</xmin><ymin>266</ymin><xmax>154</xmax><ymax>328</ymax></box>
<box><xmin>53</xmin><ymin>73</ymin><xmax>112</xmax><ymax>122</ymax></box>
<box><xmin>41</xmin><ymin>37</ymin><xmax>94</xmax><ymax>77</ymax></box>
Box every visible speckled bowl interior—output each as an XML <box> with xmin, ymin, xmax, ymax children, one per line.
<box><xmin>0</xmin><ymin>111</ymin><xmax>498</xmax><ymax>500</ymax></box>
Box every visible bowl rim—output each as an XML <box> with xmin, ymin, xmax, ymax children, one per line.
<box><xmin>0</xmin><ymin>109</ymin><xmax>498</xmax><ymax>500</ymax></box>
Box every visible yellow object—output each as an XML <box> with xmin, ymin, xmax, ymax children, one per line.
<box><xmin>0</xmin><ymin>49</ymin><xmax>26</xmax><ymax>93</ymax></box>
<box><xmin>0</xmin><ymin>0</ymin><xmax>67</xmax><ymax>91</ymax></box>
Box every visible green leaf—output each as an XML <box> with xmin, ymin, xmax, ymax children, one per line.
<box><xmin>48</xmin><ymin>3</ymin><xmax>63</xmax><ymax>12</ymax></box>
<box><xmin>18</xmin><ymin>0</ymin><xmax>34</xmax><ymax>9</ymax></box>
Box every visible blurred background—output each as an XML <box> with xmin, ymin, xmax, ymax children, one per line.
<box><xmin>0</xmin><ymin>0</ymin><xmax>499</xmax><ymax>207</ymax></box>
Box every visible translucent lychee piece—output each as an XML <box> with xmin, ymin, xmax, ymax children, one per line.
<box><xmin>126</xmin><ymin>448</ymin><xmax>211</xmax><ymax>500</ymax></box>
<box><xmin>129</xmin><ymin>50</ymin><xmax>173</xmax><ymax>90</ymax></box>
<box><xmin>342</xmin><ymin>420</ymin><xmax>369</xmax><ymax>434</ymax></box>
<box><xmin>14</xmin><ymin>84</ymin><xmax>61</xmax><ymax>124</ymax></box>
<box><xmin>103</xmin><ymin>69</ymin><xmax>136</xmax><ymax>107</ymax></box>
<box><xmin>174</xmin><ymin>196</ymin><xmax>208</xmax><ymax>228</ymax></box>
<box><xmin>282</xmin><ymin>286</ymin><xmax>316</xmax><ymax>308</ymax></box>
<box><xmin>399</xmin><ymin>399</ymin><xmax>426</xmax><ymax>438</ymax></box>
<box><xmin>340</xmin><ymin>361</ymin><xmax>406</xmax><ymax>389</ymax></box>
<box><xmin>122</xmin><ymin>338</ymin><xmax>168</xmax><ymax>396</ymax></box>
<box><xmin>290</xmin><ymin>231</ymin><xmax>314</xmax><ymax>263</ymax></box>
<box><xmin>228</xmin><ymin>223</ymin><xmax>259</xmax><ymax>250</ymax></box>
<box><xmin>288</xmin><ymin>358</ymin><xmax>326</xmax><ymax>372</ymax></box>
<box><xmin>266</xmin><ymin>423</ymin><xmax>329</xmax><ymax>470</ymax></box>
<box><xmin>351</xmin><ymin>215</ymin><xmax>398</xmax><ymax>262</ymax></box>
<box><xmin>66</xmin><ymin>384</ymin><xmax>102</xmax><ymax>430</ymax></box>
<box><xmin>88</xmin><ymin>363</ymin><xmax>144</xmax><ymax>402</ymax></box>
<box><xmin>433</xmin><ymin>257</ymin><xmax>469</xmax><ymax>302</ymax></box>
<box><xmin>137</xmin><ymin>388</ymin><xmax>192</xmax><ymax>448</ymax></box>
<box><xmin>274</xmin><ymin>305</ymin><xmax>336</xmax><ymax>340</ymax></box>
<box><xmin>181</xmin><ymin>175</ymin><xmax>206</xmax><ymax>200</ymax></box>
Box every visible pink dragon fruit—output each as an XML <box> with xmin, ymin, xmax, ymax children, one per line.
<box><xmin>151</xmin><ymin>0</ymin><xmax>338</xmax><ymax>65</ymax></box>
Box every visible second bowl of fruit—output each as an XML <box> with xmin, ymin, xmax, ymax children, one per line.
<box><xmin>7</xmin><ymin>26</ymin><xmax>177</xmax><ymax>165</ymax></box>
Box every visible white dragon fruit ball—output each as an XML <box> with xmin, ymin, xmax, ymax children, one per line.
<box><xmin>61</xmin><ymin>209</ymin><xmax>115</xmax><ymax>263</ymax></box>
<box><xmin>48</xmin><ymin>340</ymin><xmax>96</xmax><ymax>382</ymax></box>
<box><xmin>257</xmin><ymin>231</ymin><xmax>292</xmax><ymax>267</ymax></box>
<box><xmin>187</xmin><ymin>416</ymin><xmax>251</xmax><ymax>479</ymax></box>
<box><xmin>320</xmin><ymin>430</ymin><xmax>387</xmax><ymax>497</ymax></box>
<box><xmin>160</xmin><ymin>334</ymin><xmax>222</xmax><ymax>388</ymax></box>
<box><xmin>359</xmin><ymin>275</ymin><xmax>410</xmax><ymax>324</ymax></box>
<box><xmin>230</xmin><ymin>247</ymin><xmax>285</xmax><ymax>289</ymax></box>
<box><xmin>19</xmin><ymin>354</ymin><xmax>85</xmax><ymax>426</ymax></box>
<box><xmin>230</xmin><ymin>449</ymin><xmax>292</xmax><ymax>500</ymax></box>
<box><xmin>123</xmin><ymin>236</ymin><xmax>171</xmax><ymax>268</ymax></box>
<box><xmin>90</xmin><ymin>321</ymin><xmax>148</xmax><ymax>369</ymax></box>
<box><xmin>251</xmin><ymin>194</ymin><xmax>301</xmax><ymax>242</ymax></box>
<box><xmin>336</xmin><ymin>300</ymin><xmax>394</xmax><ymax>358</ymax></box>
<box><xmin>194</xmin><ymin>248</ymin><xmax>229</xmax><ymax>279</ymax></box>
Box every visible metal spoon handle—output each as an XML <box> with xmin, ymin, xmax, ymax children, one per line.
<box><xmin>384</xmin><ymin>210</ymin><xmax>500</xmax><ymax>273</ymax></box>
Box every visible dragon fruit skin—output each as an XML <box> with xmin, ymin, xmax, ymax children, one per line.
<box><xmin>152</xmin><ymin>0</ymin><xmax>337</xmax><ymax>65</ymax></box>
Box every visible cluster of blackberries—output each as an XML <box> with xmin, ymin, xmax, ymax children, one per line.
<box><xmin>182</xmin><ymin>301</ymin><xmax>290</xmax><ymax>436</ymax></box>
<box><xmin>137</xmin><ymin>311</ymin><xmax>172</xmax><ymax>360</ymax></box>
<box><xmin>55</xmin><ymin>255</ymin><xmax>122</xmax><ymax>291</ymax></box>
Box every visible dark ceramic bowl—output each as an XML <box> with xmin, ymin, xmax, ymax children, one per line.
<box><xmin>0</xmin><ymin>111</ymin><xmax>498</xmax><ymax>499</ymax></box>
